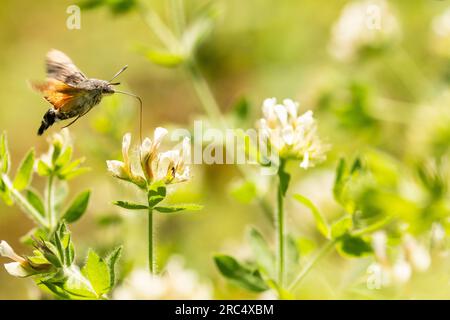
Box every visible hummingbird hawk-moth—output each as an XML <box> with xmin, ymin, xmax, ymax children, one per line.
<box><xmin>32</xmin><ymin>49</ymin><xmax>142</xmax><ymax>136</ymax></box>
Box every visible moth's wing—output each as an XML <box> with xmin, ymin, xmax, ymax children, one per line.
<box><xmin>46</xmin><ymin>49</ymin><xmax>87</xmax><ymax>86</ymax></box>
<box><xmin>32</xmin><ymin>79</ymin><xmax>82</xmax><ymax>111</ymax></box>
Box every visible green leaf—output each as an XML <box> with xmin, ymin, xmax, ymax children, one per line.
<box><xmin>0</xmin><ymin>132</ymin><xmax>10</xmax><ymax>173</ymax></box>
<box><xmin>214</xmin><ymin>254</ymin><xmax>269</xmax><ymax>292</ymax></box>
<box><xmin>114</xmin><ymin>201</ymin><xmax>148</xmax><ymax>210</ymax></box>
<box><xmin>294</xmin><ymin>194</ymin><xmax>330</xmax><ymax>239</ymax></box>
<box><xmin>153</xmin><ymin>203</ymin><xmax>203</xmax><ymax>213</ymax></box>
<box><xmin>20</xmin><ymin>227</ymin><xmax>47</xmax><ymax>245</ymax></box>
<box><xmin>0</xmin><ymin>184</ymin><xmax>13</xmax><ymax>206</ymax></box>
<box><xmin>145</xmin><ymin>50</ymin><xmax>185</xmax><ymax>68</ymax></box>
<box><xmin>54</xmin><ymin>181</ymin><xmax>69</xmax><ymax>214</ymax></box>
<box><xmin>333</xmin><ymin>158</ymin><xmax>346</xmax><ymax>202</ymax></box>
<box><xmin>230</xmin><ymin>181</ymin><xmax>257</xmax><ymax>204</ymax></box>
<box><xmin>232</xmin><ymin>97</ymin><xmax>250</xmax><ymax>122</ymax></box>
<box><xmin>36</xmin><ymin>160</ymin><xmax>52</xmax><ymax>176</ymax></box>
<box><xmin>13</xmin><ymin>149</ymin><xmax>35</xmax><ymax>191</ymax></box>
<box><xmin>26</xmin><ymin>189</ymin><xmax>45</xmax><ymax>217</ymax></box>
<box><xmin>55</xmin><ymin>146</ymin><xmax>73</xmax><ymax>168</ymax></box>
<box><xmin>286</xmin><ymin>234</ymin><xmax>300</xmax><ymax>277</ymax></box>
<box><xmin>297</xmin><ymin>236</ymin><xmax>316</xmax><ymax>256</ymax></box>
<box><xmin>248</xmin><ymin>228</ymin><xmax>275</xmax><ymax>278</ymax></box>
<box><xmin>35</xmin><ymin>240</ymin><xmax>62</xmax><ymax>268</ymax></box>
<box><xmin>331</xmin><ymin>215</ymin><xmax>353</xmax><ymax>239</ymax></box>
<box><xmin>265</xmin><ymin>279</ymin><xmax>294</xmax><ymax>300</ymax></box>
<box><xmin>63</xmin><ymin>190</ymin><xmax>90</xmax><ymax>223</ymax></box>
<box><xmin>336</xmin><ymin>234</ymin><xmax>372</xmax><ymax>257</ymax></box>
<box><xmin>106</xmin><ymin>246</ymin><xmax>122</xmax><ymax>289</ymax></box>
<box><xmin>59</xmin><ymin>265</ymin><xmax>98</xmax><ymax>299</ymax></box>
<box><xmin>278</xmin><ymin>162</ymin><xmax>290</xmax><ymax>197</ymax></box>
<box><xmin>147</xmin><ymin>181</ymin><xmax>166</xmax><ymax>208</ymax></box>
<box><xmin>82</xmin><ymin>250</ymin><xmax>110</xmax><ymax>296</ymax></box>
<box><xmin>181</xmin><ymin>17</ymin><xmax>214</xmax><ymax>54</ymax></box>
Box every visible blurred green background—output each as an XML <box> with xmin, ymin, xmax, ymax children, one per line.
<box><xmin>1</xmin><ymin>0</ymin><xmax>450</xmax><ymax>299</ymax></box>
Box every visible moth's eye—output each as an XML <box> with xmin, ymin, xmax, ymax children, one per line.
<box><xmin>103</xmin><ymin>87</ymin><xmax>114</xmax><ymax>94</ymax></box>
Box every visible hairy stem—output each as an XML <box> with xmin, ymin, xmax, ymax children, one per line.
<box><xmin>46</xmin><ymin>174</ymin><xmax>55</xmax><ymax>231</ymax></box>
<box><xmin>288</xmin><ymin>239</ymin><xmax>337</xmax><ymax>292</ymax></box>
<box><xmin>1</xmin><ymin>174</ymin><xmax>47</xmax><ymax>228</ymax></box>
<box><xmin>276</xmin><ymin>171</ymin><xmax>285</xmax><ymax>288</ymax></box>
<box><xmin>148</xmin><ymin>207</ymin><xmax>155</xmax><ymax>274</ymax></box>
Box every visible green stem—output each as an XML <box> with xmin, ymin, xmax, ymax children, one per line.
<box><xmin>1</xmin><ymin>174</ymin><xmax>48</xmax><ymax>228</ymax></box>
<box><xmin>141</xmin><ymin>3</ymin><xmax>276</xmax><ymax>226</ymax></box>
<box><xmin>186</xmin><ymin>61</ymin><xmax>226</xmax><ymax>128</ymax></box>
<box><xmin>288</xmin><ymin>239</ymin><xmax>337</xmax><ymax>292</ymax></box>
<box><xmin>148</xmin><ymin>207</ymin><xmax>155</xmax><ymax>274</ymax></box>
<box><xmin>288</xmin><ymin>215</ymin><xmax>392</xmax><ymax>292</ymax></box>
<box><xmin>169</xmin><ymin>0</ymin><xmax>185</xmax><ymax>37</ymax></box>
<box><xmin>138</xmin><ymin>2</ymin><xmax>179</xmax><ymax>52</ymax></box>
<box><xmin>276</xmin><ymin>169</ymin><xmax>286</xmax><ymax>288</ymax></box>
<box><xmin>46</xmin><ymin>174</ymin><xmax>55</xmax><ymax>231</ymax></box>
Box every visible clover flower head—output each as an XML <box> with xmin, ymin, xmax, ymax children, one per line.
<box><xmin>329</xmin><ymin>0</ymin><xmax>400</xmax><ymax>61</ymax></box>
<box><xmin>107</xmin><ymin>128</ymin><xmax>191</xmax><ymax>188</ymax></box>
<box><xmin>258</xmin><ymin>97</ymin><xmax>327</xmax><ymax>169</ymax></box>
<box><xmin>153</xmin><ymin>137</ymin><xmax>191</xmax><ymax>184</ymax></box>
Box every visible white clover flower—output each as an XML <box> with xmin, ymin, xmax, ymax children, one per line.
<box><xmin>106</xmin><ymin>160</ymin><xmax>128</xmax><ymax>179</ymax></box>
<box><xmin>106</xmin><ymin>132</ymin><xmax>146</xmax><ymax>188</ymax></box>
<box><xmin>108</xmin><ymin>128</ymin><xmax>191</xmax><ymax>187</ymax></box>
<box><xmin>258</xmin><ymin>98</ymin><xmax>326</xmax><ymax>169</ymax></box>
<box><xmin>140</xmin><ymin>128</ymin><xmax>191</xmax><ymax>184</ymax></box>
<box><xmin>431</xmin><ymin>7</ymin><xmax>450</xmax><ymax>58</ymax></box>
<box><xmin>113</xmin><ymin>256</ymin><xmax>212</xmax><ymax>300</ymax></box>
<box><xmin>153</xmin><ymin>137</ymin><xmax>191</xmax><ymax>184</ymax></box>
<box><xmin>329</xmin><ymin>0</ymin><xmax>400</xmax><ymax>61</ymax></box>
<box><xmin>403</xmin><ymin>235</ymin><xmax>431</xmax><ymax>272</ymax></box>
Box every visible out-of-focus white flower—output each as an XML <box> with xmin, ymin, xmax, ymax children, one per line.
<box><xmin>258</xmin><ymin>98</ymin><xmax>327</xmax><ymax>169</ymax></box>
<box><xmin>431</xmin><ymin>223</ymin><xmax>446</xmax><ymax>245</ymax></box>
<box><xmin>408</xmin><ymin>90</ymin><xmax>450</xmax><ymax>161</ymax></box>
<box><xmin>431</xmin><ymin>7</ymin><xmax>450</xmax><ymax>58</ymax></box>
<box><xmin>113</xmin><ymin>256</ymin><xmax>212</xmax><ymax>300</ymax></box>
<box><xmin>368</xmin><ymin>233</ymin><xmax>431</xmax><ymax>288</ymax></box>
<box><xmin>372</xmin><ymin>231</ymin><xmax>388</xmax><ymax>264</ymax></box>
<box><xmin>329</xmin><ymin>0</ymin><xmax>400</xmax><ymax>61</ymax></box>
<box><xmin>403</xmin><ymin>235</ymin><xmax>431</xmax><ymax>272</ymax></box>
<box><xmin>391</xmin><ymin>259</ymin><xmax>412</xmax><ymax>284</ymax></box>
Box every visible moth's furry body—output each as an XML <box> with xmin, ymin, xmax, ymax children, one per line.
<box><xmin>33</xmin><ymin>50</ymin><xmax>116</xmax><ymax>135</ymax></box>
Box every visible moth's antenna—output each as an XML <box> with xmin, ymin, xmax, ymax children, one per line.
<box><xmin>109</xmin><ymin>65</ymin><xmax>128</xmax><ymax>83</ymax></box>
<box><xmin>114</xmin><ymin>90</ymin><xmax>143</xmax><ymax>146</ymax></box>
